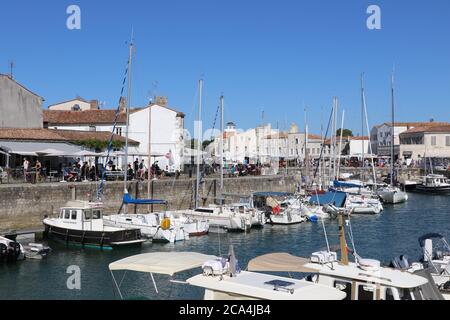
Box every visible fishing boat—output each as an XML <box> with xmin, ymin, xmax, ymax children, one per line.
<box><xmin>0</xmin><ymin>235</ymin><xmax>25</xmax><ymax>262</ymax></box>
<box><xmin>416</xmin><ymin>174</ymin><xmax>450</xmax><ymax>194</ymax></box>
<box><xmin>43</xmin><ymin>201</ymin><xmax>145</xmax><ymax>249</ymax></box>
<box><xmin>108</xmin><ymin>247</ymin><xmax>347</xmax><ymax>300</ymax></box>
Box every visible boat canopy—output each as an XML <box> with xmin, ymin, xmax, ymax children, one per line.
<box><xmin>309</xmin><ymin>190</ymin><xmax>347</xmax><ymax>208</ymax></box>
<box><xmin>247</xmin><ymin>253</ymin><xmax>320</xmax><ymax>273</ymax></box>
<box><xmin>333</xmin><ymin>180</ymin><xmax>363</xmax><ymax>189</ymax></box>
<box><xmin>108</xmin><ymin>252</ymin><xmax>217</xmax><ymax>276</ymax></box>
<box><xmin>418</xmin><ymin>233</ymin><xmax>444</xmax><ymax>248</ymax></box>
<box><xmin>122</xmin><ymin>193</ymin><xmax>167</xmax><ymax>205</ymax></box>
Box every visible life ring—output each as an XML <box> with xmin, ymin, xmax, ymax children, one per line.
<box><xmin>161</xmin><ymin>218</ymin><xmax>171</xmax><ymax>230</ymax></box>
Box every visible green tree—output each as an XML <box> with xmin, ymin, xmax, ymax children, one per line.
<box><xmin>336</xmin><ymin>129</ymin><xmax>353</xmax><ymax>137</ymax></box>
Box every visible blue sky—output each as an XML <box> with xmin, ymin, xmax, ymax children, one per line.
<box><xmin>1</xmin><ymin>0</ymin><xmax>450</xmax><ymax>136</ymax></box>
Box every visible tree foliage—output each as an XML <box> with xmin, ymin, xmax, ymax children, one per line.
<box><xmin>336</xmin><ymin>129</ymin><xmax>353</xmax><ymax>137</ymax></box>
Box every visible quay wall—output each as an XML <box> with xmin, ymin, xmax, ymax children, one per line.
<box><xmin>0</xmin><ymin>175</ymin><xmax>298</xmax><ymax>232</ymax></box>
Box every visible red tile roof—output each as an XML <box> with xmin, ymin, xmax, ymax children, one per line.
<box><xmin>382</xmin><ymin>121</ymin><xmax>448</xmax><ymax>128</ymax></box>
<box><xmin>0</xmin><ymin>129</ymin><xmax>138</xmax><ymax>145</ymax></box>
<box><xmin>43</xmin><ymin>110</ymin><xmax>127</xmax><ymax>125</ymax></box>
<box><xmin>400</xmin><ymin>124</ymin><xmax>450</xmax><ymax>135</ymax></box>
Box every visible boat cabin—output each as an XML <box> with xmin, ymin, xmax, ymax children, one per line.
<box><xmin>422</xmin><ymin>174</ymin><xmax>450</xmax><ymax>187</ymax></box>
<box><xmin>55</xmin><ymin>201</ymin><xmax>105</xmax><ymax>231</ymax></box>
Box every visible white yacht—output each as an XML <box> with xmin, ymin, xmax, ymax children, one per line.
<box><xmin>248</xmin><ymin>251</ymin><xmax>440</xmax><ymax>300</ymax></box>
<box><xmin>345</xmin><ymin>194</ymin><xmax>383</xmax><ymax>215</ymax></box>
<box><xmin>43</xmin><ymin>201</ymin><xmax>145</xmax><ymax>249</ymax></box>
<box><xmin>176</xmin><ymin>206</ymin><xmax>251</xmax><ymax>232</ymax></box>
<box><xmin>103</xmin><ymin>194</ymin><xmax>209</xmax><ymax>243</ymax></box>
<box><xmin>211</xmin><ymin>202</ymin><xmax>267</xmax><ymax>228</ymax></box>
<box><xmin>108</xmin><ymin>250</ymin><xmax>346</xmax><ymax>300</ymax></box>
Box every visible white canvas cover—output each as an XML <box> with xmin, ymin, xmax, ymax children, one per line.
<box><xmin>109</xmin><ymin>252</ymin><xmax>217</xmax><ymax>276</ymax></box>
<box><xmin>248</xmin><ymin>253</ymin><xmax>320</xmax><ymax>273</ymax></box>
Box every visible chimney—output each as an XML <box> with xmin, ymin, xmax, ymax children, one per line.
<box><xmin>90</xmin><ymin>99</ymin><xmax>99</xmax><ymax>110</ymax></box>
<box><xmin>154</xmin><ymin>96</ymin><xmax>168</xmax><ymax>107</ymax></box>
<box><xmin>119</xmin><ymin>97</ymin><xmax>126</xmax><ymax>112</ymax></box>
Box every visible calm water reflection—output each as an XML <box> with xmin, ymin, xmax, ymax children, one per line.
<box><xmin>0</xmin><ymin>193</ymin><xmax>449</xmax><ymax>300</ymax></box>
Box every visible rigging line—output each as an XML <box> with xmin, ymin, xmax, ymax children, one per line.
<box><xmin>97</xmin><ymin>59</ymin><xmax>130</xmax><ymax>201</ymax></box>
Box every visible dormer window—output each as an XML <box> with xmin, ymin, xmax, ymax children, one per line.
<box><xmin>72</xmin><ymin>104</ymin><xmax>81</xmax><ymax>111</ymax></box>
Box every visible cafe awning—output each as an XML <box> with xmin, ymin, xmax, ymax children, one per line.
<box><xmin>0</xmin><ymin>141</ymin><xmax>84</xmax><ymax>157</ymax></box>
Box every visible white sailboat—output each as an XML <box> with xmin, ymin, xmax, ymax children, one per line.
<box><xmin>102</xmin><ymin>39</ymin><xmax>207</xmax><ymax>243</ymax></box>
<box><xmin>377</xmin><ymin>72</ymin><xmax>408</xmax><ymax>204</ymax></box>
<box><xmin>180</xmin><ymin>92</ymin><xmax>251</xmax><ymax>232</ymax></box>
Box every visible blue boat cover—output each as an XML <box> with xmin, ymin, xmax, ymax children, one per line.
<box><xmin>122</xmin><ymin>193</ymin><xmax>167</xmax><ymax>205</ymax></box>
<box><xmin>309</xmin><ymin>190</ymin><xmax>347</xmax><ymax>208</ymax></box>
<box><xmin>333</xmin><ymin>180</ymin><xmax>363</xmax><ymax>189</ymax></box>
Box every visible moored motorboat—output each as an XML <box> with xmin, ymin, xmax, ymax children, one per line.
<box><xmin>415</xmin><ymin>174</ymin><xmax>450</xmax><ymax>194</ymax></box>
<box><xmin>0</xmin><ymin>236</ymin><xmax>25</xmax><ymax>263</ymax></box>
<box><xmin>43</xmin><ymin>201</ymin><xmax>145</xmax><ymax>249</ymax></box>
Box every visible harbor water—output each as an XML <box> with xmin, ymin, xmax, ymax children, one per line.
<box><xmin>0</xmin><ymin>193</ymin><xmax>449</xmax><ymax>300</ymax></box>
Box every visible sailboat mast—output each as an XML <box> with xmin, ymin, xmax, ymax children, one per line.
<box><xmin>390</xmin><ymin>72</ymin><xmax>395</xmax><ymax>186</ymax></box>
<box><xmin>146</xmin><ymin>96</ymin><xmax>156</xmax><ymax>210</ymax></box>
<box><xmin>195</xmin><ymin>79</ymin><xmax>203</xmax><ymax>209</ymax></box>
<box><xmin>124</xmin><ymin>35</ymin><xmax>134</xmax><ymax>194</ymax></box>
<box><xmin>220</xmin><ymin>95</ymin><xmax>224</xmax><ymax>196</ymax></box>
<box><xmin>360</xmin><ymin>74</ymin><xmax>365</xmax><ymax>182</ymax></box>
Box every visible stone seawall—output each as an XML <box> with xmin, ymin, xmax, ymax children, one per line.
<box><xmin>0</xmin><ymin>175</ymin><xmax>298</xmax><ymax>232</ymax></box>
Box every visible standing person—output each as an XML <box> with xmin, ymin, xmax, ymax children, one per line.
<box><xmin>34</xmin><ymin>159</ymin><xmax>42</xmax><ymax>183</ymax></box>
<box><xmin>139</xmin><ymin>159</ymin><xmax>146</xmax><ymax>180</ymax></box>
<box><xmin>133</xmin><ymin>158</ymin><xmax>139</xmax><ymax>179</ymax></box>
<box><xmin>23</xmin><ymin>157</ymin><xmax>30</xmax><ymax>182</ymax></box>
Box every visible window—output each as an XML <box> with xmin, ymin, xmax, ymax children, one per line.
<box><xmin>431</xmin><ymin>136</ymin><xmax>437</xmax><ymax>146</ymax></box>
<box><xmin>71</xmin><ymin>210</ymin><xmax>77</xmax><ymax>220</ymax></box>
<box><xmin>84</xmin><ymin>210</ymin><xmax>91</xmax><ymax>221</ymax></box>
<box><xmin>60</xmin><ymin>210</ymin><xmax>64</xmax><ymax>219</ymax></box>
<box><xmin>71</xmin><ymin>104</ymin><xmax>81</xmax><ymax>111</ymax></box>
<box><xmin>92</xmin><ymin>210</ymin><xmax>101</xmax><ymax>219</ymax></box>
<box><xmin>357</xmin><ymin>284</ymin><xmax>375</xmax><ymax>300</ymax></box>
<box><xmin>334</xmin><ymin>281</ymin><xmax>352</xmax><ymax>300</ymax></box>
<box><xmin>385</xmin><ymin>288</ymin><xmax>395</xmax><ymax>301</ymax></box>
<box><xmin>89</xmin><ymin>126</ymin><xmax>96</xmax><ymax>132</ymax></box>
<box><xmin>64</xmin><ymin>210</ymin><xmax>70</xmax><ymax>219</ymax></box>
<box><xmin>446</xmin><ymin>136</ymin><xmax>450</xmax><ymax>147</ymax></box>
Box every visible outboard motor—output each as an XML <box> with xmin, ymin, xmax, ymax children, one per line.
<box><xmin>0</xmin><ymin>243</ymin><xmax>7</xmax><ymax>262</ymax></box>
<box><xmin>7</xmin><ymin>241</ymin><xmax>21</xmax><ymax>262</ymax></box>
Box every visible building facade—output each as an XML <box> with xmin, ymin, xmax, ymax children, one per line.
<box><xmin>0</xmin><ymin>74</ymin><xmax>44</xmax><ymax>129</ymax></box>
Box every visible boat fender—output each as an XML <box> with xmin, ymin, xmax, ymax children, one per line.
<box><xmin>161</xmin><ymin>218</ymin><xmax>171</xmax><ymax>231</ymax></box>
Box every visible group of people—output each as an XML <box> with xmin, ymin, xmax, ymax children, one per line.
<box><xmin>129</xmin><ymin>158</ymin><xmax>163</xmax><ymax>181</ymax></box>
<box><xmin>22</xmin><ymin>157</ymin><xmax>42</xmax><ymax>183</ymax></box>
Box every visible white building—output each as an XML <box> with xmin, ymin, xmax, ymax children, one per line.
<box><xmin>44</xmin><ymin>96</ymin><xmax>185</xmax><ymax>171</ymax></box>
<box><xmin>371</xmin><ymin>121</ymin><xmax>448</xmax><ymax>159</ymax></box>
<box><xmin>47</xmin><ymin>97</ymin><xmax>100</xmax><ymax>111</ymax></box>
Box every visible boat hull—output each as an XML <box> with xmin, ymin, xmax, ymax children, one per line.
<box><xmin>415</xmin><ymin>185</ymin><xmax>450</xmax><ymax>194</ymax></box>
<box><xmin>43</xmin><ymin>223</ymin><xmax>144</xmax><ymax>249</ymax></box>
<box><xmin>379</xmin><ymin>190</ymin><xmax>408</xmax><ymax>204</ymax></box>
